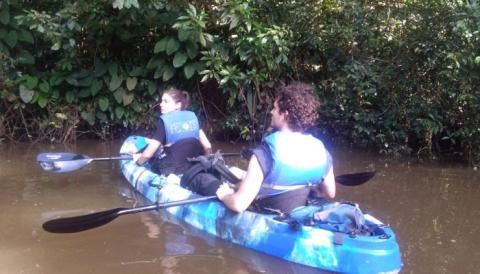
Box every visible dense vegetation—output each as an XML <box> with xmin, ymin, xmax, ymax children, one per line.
<box><xmin>1</xmin><ymin>0</ymin><xmax>479</xmax><ymax>164</ymax></box>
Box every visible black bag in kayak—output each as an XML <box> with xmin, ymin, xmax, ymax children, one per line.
<box><xmin>180</xmin><ymin>151</ymin><xmax>241</xmax><ymax>196</ymax></box>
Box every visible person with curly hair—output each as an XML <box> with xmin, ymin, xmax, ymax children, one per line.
<box><xmin>184</xmin><ymin>82</ymin><xmax>335</xmax><ymax>214</ymax></box>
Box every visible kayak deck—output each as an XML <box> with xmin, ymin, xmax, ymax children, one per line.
<box><xmin>120</xmin><ymin>136</ymin><xmax>402</xmax><ymax>274</ymax></box>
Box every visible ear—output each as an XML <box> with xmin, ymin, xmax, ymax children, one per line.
<box><xmin>174</xmin><ymin>101</ymin><xmax>182</xmax><ymax>110</ymax></box>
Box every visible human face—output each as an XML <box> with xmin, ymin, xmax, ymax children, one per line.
<box><xmin>270</xmin><ymin>100</ymin><xmax>288</xmax><ymax>130</ymax></box>
<box><xmin>160</xmin><ymin>93</ymin><xmax>182</xmax><ymax>114</ymax></box>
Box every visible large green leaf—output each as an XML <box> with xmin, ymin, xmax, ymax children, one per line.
<box><xmin>17</xmin><ymin>50</ymin><xmax>34</xmax><ymax>64</ymax></box>
<box><xmin>123</xmin><ymin>93</ymin><xmax>134</xmax><ymax>106</ymax></box>
<box><xmin>5</xmin><ymin>30</ymin><xmax>17</xmax><ymax>48</ymax></box>
<box><xmin>107</xmin><ymin>63</ymin><xmax>118</xmax><ymax>77</ymax></box>
<box><xmin>126</xmin><ymin>77</ymin><xmax>137</xmax><ymax>91</ymax></box>
<box><xmin>178</xmin><ymin>29</ymin><xmax>191</xmax><ymax>42</ymax></box>
<box><xmin>25</xmin><ymin>76</ymin><xmax>38</xmax><ymax>89</ymax></box>
<box><xmin>51</xmin><ymin>41</ymin><xmax>61</xmax><ymax>51</ymax></box>
<box><xmin>173</xmin><ymin>52</ymin><xmax>187</xmax><ymax>68</ymax></box>
<box><xmin>50</xmin><ymin>75</ymin><xmax>64</xmax><ymax>86</ymax></box>
<box><xmin>37</xmin><ymin>96</ymin><xmax>48</xmax><ymax>108</ymax></box>
<box><xmin>73</xmin><ymin>70</ymin><xmax>89</xmax><ymax>79</ymax></box>
<box><xmin>162</xmin><ymin>66</ymin><xmax>175</xmax><ymax>81</ymax></box>
<box><xmin>166</xmin><ymin>38</ymin><xmax>180</xmax><ymax>55</ymax></box>
<box><xmin>0</xmin><ymin>7</ymin><xmax>9</xmax><ymax>25</ymax></box>
<box><xmin>153</xmin><ymin>65</ymin><xmax>163</xmax><ymax>79</ymax></box>
<box><xmin>78</xmin><ymin>88</ymin><xmax>91</xmax><ymax>98</ymax></box>
<box><xmin>115</xmin><ymin>106</ymin><xmax>125</xmax><ymax>119</ymax></box>
<box><xmin>96</xmin><ymin>111</ymin><xmax>107</xmax><ymax>122</ymax></box>
<box><xmin>19</xmin><ymin>85</ymin><xmax>34</xmax><ymax>103</ymax></box>
<box><xmin>129</xmin><ymin>67</ymin><xmax>143</xmax><ymax>77</ymax></box>
<box><xmin>0</xmin><ymin>41</ymin><xmax>7</xmax><ymax>55</ymax></box>
<box><xmin>148</xmin><ymin>81</ymin><xmax>157</xmax><ymax>95</ymax></box>
<box><xmin>113</xmin><ymin>87</ymin><xmax>126</xmax><ymax>104</ymax></box>
<box><xmin>127</xmin><ymin>0</ymin><xmax>140</xmax><ymax>9</ymax></box>
<box><xmin>475</xmin><ymin>56</ymin><xmax>480</xmax><ymax>65</ymax></box>
<box><xmin>81</xmin><ymin>111</ymin><xmax>95</xmax><ymax>126</ymax></box>
<box><xmin>65</xmin><ymin>90</ymin><xmax>76</xmax><ymax>103</ymax></box>
<box><xmin>229</xmin><ymin>14</ymin><xmax>239</xmax><ymax>30</ymax></box>
<box><xmin>183</xmin><ymin>63</ymin><xmax>195</xmax><ymax>79</ymax></box>
<box><xmin>78</xmin><ymin>76</ymin><xmax>93</xmax><ymax>87</ymax></box>
<box><xmin>147</xmin><ymin>57</ymin><xmax>164</xmax><ymax>70</ymax></box>
<box><xmin>109</xmin><ymin>75</ymin><xmax>123</xmax><ymax>91</ymax></box>
<box><xmin>17</xmin><ymin>30</ymin><xmax>33</xmax><ymax>44</ymax></box>
<box><xmin>94</xmin><ymin>59</ymin><xmax>107</xmax><ymax>77</ymax></box>
<box><xmin>51</xmin><ymin>89</ymin><xmax>60</xmax><ymax>100</ymax></box>
<box><xmin>66</xmin><ymin>76</ymin><xmax>78</xmax><ymax>87</ymax></box>
<box><xmin>90</xmin><ymin>79</ymin><xmax>103</xmax><ymax>96</ymax></box>
<box><xmin>113</xmin><ymin>0</ymin><xmax>139</xmax><ymax>9</ymax></box>
<box><xmin>198</xmin><ymin>33</ymin><xmax>206</xmax><ymax>47</ymax></box>
<box><xmin>98</xmin><ymin>97</ymin><xmax>110</xmax><ymax>112</ymax></box>
<box><xmin>131</xmin><ymin>101</ymin><xmax>143</xmax><ymax>112</ymax></box>
<box><xmin>185</xmin><ymin>42</ymin><xmax>198</xmax><ymax>59</ymax></box>
<box><xmin>112</xmin><ymin>0</ymin><xmax>124</xmax><ymax>10</ymax></box>
<box><xmin>39</xmin><ymin>81</ymin><xmax>50</xmax><ymax>93</ymax></box>
<box><xmin>154</xmin><ymin>37</ymin><xmax>168</xmax><ymax>53</ymax></box>
<box><xmin>36</xmin><ymin>25</ymin><xmax>45</xmax><ymax>33</ymax></box>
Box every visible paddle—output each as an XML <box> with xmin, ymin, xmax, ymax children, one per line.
<box><xmin>36</xmin><ymin>151</ymin><xmax>375</xmax><ymax>186</ymax></box>
<box><xmin>42</xmin><ymin>195</ymin><xmax>217</xmax><ymax>233</ymax></box>
<box><xmin>335</xmin><ymin>171</ymin><xmax>376</xmax><ymax>186</ymax></box>
<box><xmin>41</xmin><ymin>171</ymin><xmax>375</xmax><ymax>233</ymax></box>
<box><xmin>36</xmin><ymin>152</ymin><xmax>241</xmax><ymax>173</ymax></box>
<box><xmin>36</xmin><ymin>153</ymin><xmax>132</xmax><ymax>173</ymax></box>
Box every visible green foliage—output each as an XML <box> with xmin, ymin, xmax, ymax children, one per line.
<box><xmin>0</xmin><ymin>0</ymin><xmax>479</xmax><ymax>163</ymax></box>
<box><xmin>311</xmin><ymin>1</ymin><xmax>480</xmax><ymax>161</ymax></box>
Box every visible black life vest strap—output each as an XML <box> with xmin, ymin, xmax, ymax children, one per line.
<box><xmin>180</xmin><ymin>151</ymin><xmax>241</xmax><ymax>187</ymax></box>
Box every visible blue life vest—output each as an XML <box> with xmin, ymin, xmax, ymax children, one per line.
<box><xmin>160</xmin><ymin>111</ymin><xmax>200</xmax><ymax>145</ymax></box>
<box><xmin>261</xmin><ymin>131</ymin><xmax>332</xmax><ymax>196</ymax></box>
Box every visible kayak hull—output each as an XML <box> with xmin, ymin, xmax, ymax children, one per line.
<box><xmin>120</xmin><ymin>136</ymin><xmax>402</xmax><ymax>273</ymax></box>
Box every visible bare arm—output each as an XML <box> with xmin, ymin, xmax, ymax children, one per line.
<box><xmin>199</xmin><ymin>129</ymin><xmax>212</xmax><ymax>154</ymax></box>
<box><xmin>133</xmin><ymin>139</ymin><xmax>161</xmax><ymax>165</ymax></box>
<box><xmin>216</xmin><ymin>155</ymin><xmax>264</xmax><ymax>213</ymax></box>
<box><xmin>312</xmin><ymin>166</ymin><xmax>336</xmax><ymax>199</ymax></box>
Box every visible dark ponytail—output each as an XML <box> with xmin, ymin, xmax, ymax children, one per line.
<box><xmin>181</xmin><ymin>91</ymin><xmax>191</xmax><ymax>110</ymax></box>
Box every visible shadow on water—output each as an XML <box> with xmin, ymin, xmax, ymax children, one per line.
<box><xmin>0</xmin><ymin>140</ymin><xmax>479</xmax><ymax>273</ymax></box>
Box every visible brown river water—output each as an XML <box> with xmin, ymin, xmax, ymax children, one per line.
<box><xmin>0</xmin><ymin>139</ymin><xmax>479</xmax><ymax>274</ymax></box>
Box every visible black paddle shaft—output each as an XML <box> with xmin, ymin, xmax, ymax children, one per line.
<box><xmin>42</xmin><ymin>195</ymin><xmax>217</xmax><ymax>233</ymax></box>
<box><xmin>40</xmin><ymin>170</ymin><xmax>376</xmax><ymax>233</ymax></box>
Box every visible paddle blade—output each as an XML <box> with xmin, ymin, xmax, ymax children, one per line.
<box><xmin>37</xmin><ymin>152</ymin><xmax>88</xmax><ymax>161</ymax></box>
<box><xmin>42</xmin><ymin>208</ymin><xmax>126</xmax><ymax>233</ymax></box>
<box><xmin>335</xmin><ymin>171</ymin><xmax>376</xmax><ymax>186</ymax></box>
<box><xmin>37</xmin><ymin>153</ymin><xmax>91</xmax><ymax>173</ymax></box>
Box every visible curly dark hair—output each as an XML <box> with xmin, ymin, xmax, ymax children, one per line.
<box><xmin>276</xmin><ymin>82</ymin><xmax>320</xmax><ymax>132</ymax></box>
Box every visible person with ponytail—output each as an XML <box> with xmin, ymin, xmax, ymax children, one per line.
<box><xmin>133</xmin><ymin>88</ymin><xmax>212</xmax><ymax>175</ymax></box>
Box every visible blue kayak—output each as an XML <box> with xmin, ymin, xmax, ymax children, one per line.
<box><xmin>119</xmin><ymin>136</ymin><xmax>402</xmax><ymax>274</ymax></box>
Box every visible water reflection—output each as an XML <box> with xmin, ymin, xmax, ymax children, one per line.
<box><xmin>0</xmin><ymin>140</ymin><xmax>479</xmax><ymax>273</ymax></box>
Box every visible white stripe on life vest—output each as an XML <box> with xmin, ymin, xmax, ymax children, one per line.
<box><xmin>261</xmin><ymin>183</ymin><xmax>313</xmax><ymax>191</ymax></box>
